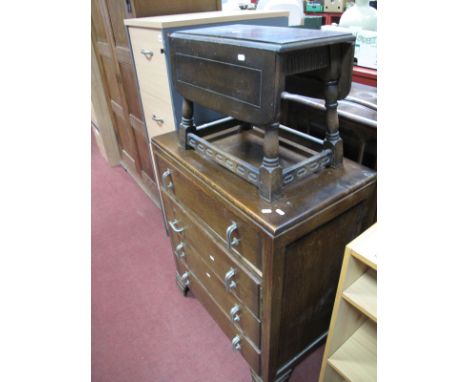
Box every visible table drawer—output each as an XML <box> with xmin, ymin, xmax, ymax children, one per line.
<box><xmin>128</xmin><ymin>27</ymin><xmax>172</xmax><ymax>100</ymax></box>
<box><xmin>184</xmin><ymin>261</ymin><xmax>261</xmax><ymax>374</ymax></box>
<box><xmin>163</xmin><ymin>191</ymin><xmax>261</xmax><ymax>319</ymax></box>
<box><xmin>156</xmin><ymin>152</ymin><xmax>263</xmax><ymax>272</ymax></box>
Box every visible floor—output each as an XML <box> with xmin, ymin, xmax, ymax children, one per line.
<box><xmin>91</xmin><ymin>135</ymin><xmax>324</xmax><ymax>382</ymax></box>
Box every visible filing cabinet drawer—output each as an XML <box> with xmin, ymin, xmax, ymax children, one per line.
<box><xmin>156</xmin><ymin>152</ymin><xmax>263</xmax><ymax>272</ymax></box>
<box><xmin>184</xmin><ymin>262</ymin><xmax>261</xmax><ymax>374</ymax></box>
<box><xmin>128</xmin><ymin>27</ymin><xmax>172</xmax><ymax>100</ymax></box>
<box><xmin>163</xmin><ymin>191</ymin><xmax>261</xmax><ymax>319</ymax></box>
<box><xmin>140</xmin><ymin>90</ymin><xmax>175</xmax><ymax>139</ymax></box>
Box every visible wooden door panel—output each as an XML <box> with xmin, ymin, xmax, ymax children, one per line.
<box><xmin>106</xmin><ymin>0</ymin><xmax>132</xmax><ymax>48</ymax></box>
<box><xmin>91</xmin><ymin>0</ymin><xmax>108</xmax><ymax>43</ymax></box>
<box><xmin>120</xmin><ymin>62</ymin><xmax>143</xmax><ymax>120</ymax></box>
<box><xmin>100</xmin><ymin>56</ymin><xmax>122</xmax><ymax>104</ymax></box>
<box><xmin>134</xmin><ymin>129</ymin><xmax>154</xmax><ymax>179</ymax></box>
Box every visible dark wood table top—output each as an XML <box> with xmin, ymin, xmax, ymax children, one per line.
<box><xmin>172</xmin><ymin>24</ymin><xmax>355</xmax><ymax>52</ymax></box>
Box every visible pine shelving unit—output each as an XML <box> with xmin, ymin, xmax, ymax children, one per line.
<box><xmin>319</xmin><ymin>224</ymin><xmax>377</xmax><ymax>382</ymax></box>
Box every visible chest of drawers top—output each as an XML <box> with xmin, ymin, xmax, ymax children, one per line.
<box><xmin>153</xmin><ymin>132</ymin><xmax>375</xmax><ymax>237</ymax></box>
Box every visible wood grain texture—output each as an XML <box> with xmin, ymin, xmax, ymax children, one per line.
<box><xmin>328</xmin><ymin>319</ymin><xmax>376</xmax><ymax>382</ymax></box>
<box><xmin>276</xmin><ymin>201</ymin><xmax>366</xmax><ymax>366</ymax></box>
<box><xmin>342</xmin><ymin>269</ymin><xmax>376</xmax><ymax>322</ymax></box>
<box><xmin>163</xmin><ymin>191</ymin><xmax>262</xmax><ymax>317</ymax></box>
<box><xmin>319</xmin><ymin>224</ymin><xmax>377</xmax><ymax>382</ymax></box>
<box><xmin>156</xmin><ymin>151</ymin><xmax>265</xmax><ymax>272</ymax></box>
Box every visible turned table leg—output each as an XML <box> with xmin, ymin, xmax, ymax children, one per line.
<box><xmin>323</xmin><ymin>82</ymin><xmax>343</xmax><ymax>168</ymax></box>
<box><xmin>259</xmin><ymin>122</ymin><xmax>283</xmax><ymax>202</ymax></box>
<box><xmin>178</xmin><ymin>98</ymin><xmax>195</xmax><ymax>149</ymax></box>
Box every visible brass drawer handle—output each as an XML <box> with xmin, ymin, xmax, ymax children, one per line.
<box><xmin>229</xmin><ymin>304</ymin><xmax>241</xmax><ymax>323</ymax></box>
<box><xmin>152</xmin><ymin>114</ymin><xmax>164</xmax><ymax>124</ymax></box>
<box><xmin>140</xmin><ymin>48</ymin><xmax>154</xmax><ymax>59</ymax></box>
<box><xmin>226</xmin><ymin>222</ymin><xmax>240</xmax><ymax>250</ymax></box>
<box><xmin>169</xmin><ymin>219</ymin><xmax>184</xmax><ymax>233</ymax></box>
<box><xmin>224</xmin><ymin>267</ymin><xmax>237</xmax><ymax>291</ymax></box>
<box><xmin>162</xmin><ymin>169</ymin><xmax>173</xmax><ymax>191</ymax></box>
<box><xmin>181</xmin><ymin>271</ymin><xmax>190</xmax><ymax>287</ymax></box>
<box><xmin>231</xmin><ymin>335</ymin><xmax>242</xmax><ymax>352</ymax></box>
<box><xmin>175</xmin><ymin>242</ymin><xmax>185</xmax><ymax>259</ymax></box>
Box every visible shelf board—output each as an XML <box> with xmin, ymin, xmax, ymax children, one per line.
<box><xmin>328</xmin><ymin>320</ymin><xmax>377</xmax><ymax>382</ymax></box>
<box><xmin>347</xmin><ymin>224</ymin><xmax>377</xmax><ymax>269</ymax></box>
<box><xmin>343</xmin><ymin>269</ymin><xmax>377</xmax><ymax>322</ymax></box>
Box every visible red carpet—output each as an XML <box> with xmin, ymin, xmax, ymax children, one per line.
<box><xmin>91</xmin><ymin>135</ymin><xmax>324</xmax><ymax>382</ymax></box>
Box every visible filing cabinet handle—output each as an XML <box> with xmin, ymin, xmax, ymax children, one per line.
<box><xmin>229</xmin><ymin>304</ymin><xmax>241</xmax><ymax>323</ymax></box>
<box><xmin>140</xmin><ymin>48</ymin><xmax>154</xmax><ymax>59</ymax></box>
<box><xmin>181</xmin><ymin>271</ymin><xmax>190</xmax><ymax>287</ymax></box>
<box><xmin>175</xmin><ymin>242</ymin><xmax>185</xmax><ymax>259</ymax></box>
<box><xmin>226</xmin><ymin>222</ymin><xmax>240</xmax><ymax>250</ymax></box>
<box><xmin>231</xmin><ymin>335</ymin><xmax>242</xmax><ymax>352</ymax></box>
<box><xmin>224</xmin><ymin>267</ymin><xmax>237</xmax><ymax>291</ymax></box>
<box><xmin>169</xmin><ymin>219</ymin><xmax>184</xmax><ymax>233</ymax></box>
<box><xmin>162</xmin><ymin>169</ymin><xmax>173</xmax><ymax>191</ymax></box>
<box><xmin>152</xmin><ymin>114</ymin><xmax>164</xmax><ymax>124</ymax></box>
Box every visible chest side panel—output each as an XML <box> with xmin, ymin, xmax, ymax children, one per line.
<box><xmin>276</xmin><ymin>200</ymin><xmax>367</xmax><ymax>366</ymax></box>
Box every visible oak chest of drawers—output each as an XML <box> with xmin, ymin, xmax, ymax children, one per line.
<box><xmin>152</xmin><ymin>131</ymin><xmax>376</xmax><ymax>382</ymax></box>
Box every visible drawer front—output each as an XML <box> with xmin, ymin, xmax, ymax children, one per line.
<box><xmin>128</xmin><ymin>27</ymin><xmax>172</xmax><ymax>101</ymax></box>
<box><xmin>183</xmin><ymin>261</ymin><xmax>261</xmax><ymax>374</ymax></box>
<box><xmin>140</xmin><ymin>90</ymin><xmax>175</xmax><ymax>139</ymax></box>
<box><xmin>184</xmin><ymin>242</ymin><xmax>261</xmax><ymax>348</ymax></box>
<box><xmin>164</xmin><ymin>191</ymin><xmax>261</xmax><ymax>319</ymax></box>
<box><xmin>156</xmin><ymin>152</ymin><xmax>263</xmax><ymax>272</ymax></box>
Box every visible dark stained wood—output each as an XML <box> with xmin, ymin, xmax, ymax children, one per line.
<box><xmin>169</xmin><ymin>25</ymin><xmax>356</xmax><ymax>201</ymax></box>
<box><xmin>133</xmin><ymin>0</ymin><xmax>221</xmax><ymax>17</ymax></box>
<box><xmin>283</xmin><ymin>82</ymin><xmax>377</xmax><ymax>170</ymax></box>
<box><xmin>152</xmin><ymin>130</ymin><xmax>376</xmax><ymax>381</ymax></box>
<box><xmin>156</xmin><ymin>152</ymin><xmax>264</xmax><ymax>272</ymax></box>
<box><xmin>277</xmin><ymin>201</ymin><xmax>366</xmax><ymax>365</ymax></box>
<box><xmin>163</xmin><ymin>191</ymin><xmax>262</xmax><ymax>318</ymax></box>
<box><xmin>178</xmin><ymin>258</ymin><xmax>262</xmax><ymax>373</ymax></box>
<box><xmin>186</xmin><ymin>241</ymin><xmax>261</xmax><ymax>348</ymax></box>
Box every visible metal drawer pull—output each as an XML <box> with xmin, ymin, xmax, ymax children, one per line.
<box><xmin>224</xmin><ymin>267</ymin><xmax>237</xmax><ymax>291</ymax></box>
<box><xmin>169</xmin><ymin>219</ymin><xmax>184</xmax><ymax>233</ymax></box>
<box><xmin>175</xmin><ymin>242</ymin><xmax>185</xmax><ymax>259</ymax></box>
<box><xmin>161</xmin><ymin>169</ymin><xmax>173</xmax><ymax>191</ymax></box>
<box><xmin>226</xmin><ymin>222</ymin><xmax>240</xmax><ymax>250</ymax></box>
<box><xmin>140</xmin><ymin>48</ymin><xmax>154</xmax><ymax>59</ymax></box>
<box><xmin>229</xmin><ymin>304</ymin><xmax>241</xmax><ymax>323</ymax></box>
<box><xmin>181</xmin><ymin>272</ymin><xmax>190</xmax><ymax>287</ymax></box>
<box><xmin>231</xmin><ymin>335</ymin><xmax>242</xmax><ymax>352</ymax></box>
<box><xmin>152</xmin><ymin>114</ymin><xmax>164</xmax><ymax>124</ymax></box>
